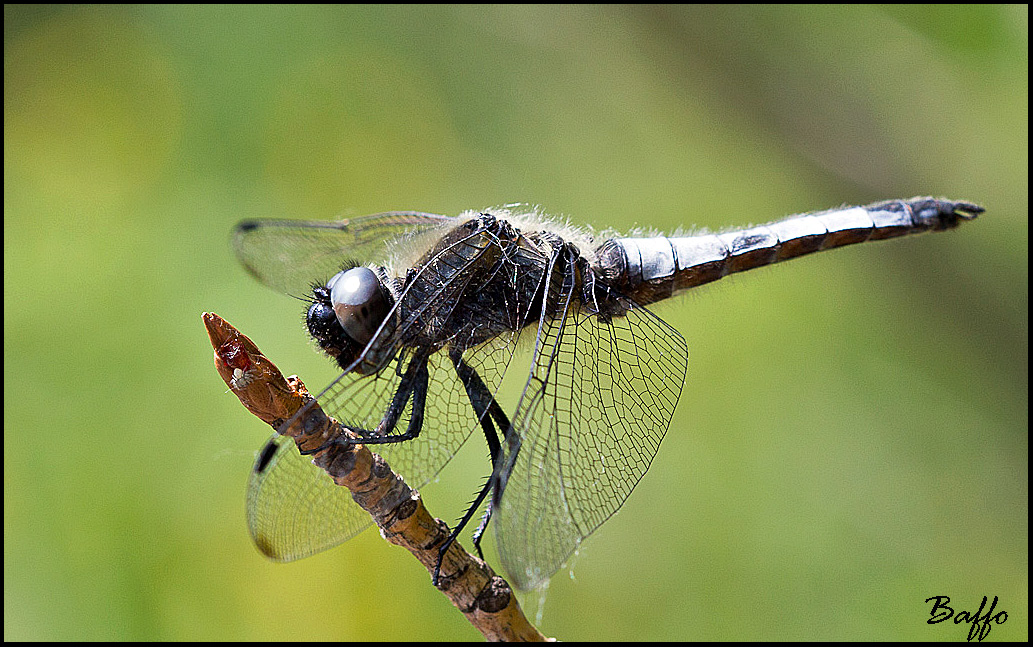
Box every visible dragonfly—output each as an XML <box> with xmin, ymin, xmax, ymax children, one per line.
<box><xmin>232</xmin><ymin>197</ymin><xmax>981</xmax><ymax>591</ymax></box>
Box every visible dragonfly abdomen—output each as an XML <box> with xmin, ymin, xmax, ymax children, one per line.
<box><xmin>595</xmin><ymin>197</ymin><xmax>982</xmax><ymax>306</ymax></box>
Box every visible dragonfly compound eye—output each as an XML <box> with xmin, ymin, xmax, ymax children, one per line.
<box><xmin>328</xmin><ymin>266</ymin><xmax>390</xmax><ymax>346</ymax></box>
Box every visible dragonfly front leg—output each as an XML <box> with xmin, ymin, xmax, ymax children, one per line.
<box><xmin>299</xmin><ymin>353</ymin><xmax>430</xmax><ymax>456</ymax></box>
<box><xmin>361</xmin><ymin>353</ymin><xmax>429</xmax><ymax>442</ymax></box>
<box><xmin>354</xmin><ymin>352</ymin><xmax>430</xmax><ymax>445</ymax></box>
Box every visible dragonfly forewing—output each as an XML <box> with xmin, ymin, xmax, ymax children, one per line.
<box><xmin>233</xmin><ymin>212</ymin><xmax>457</xmax><ymax>297</ymax></box>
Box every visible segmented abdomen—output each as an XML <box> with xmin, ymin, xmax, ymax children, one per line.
<box><xmin>594</xmin><ymin>197</ymin><xmax>982</xmax><ymax>306</ymax></box>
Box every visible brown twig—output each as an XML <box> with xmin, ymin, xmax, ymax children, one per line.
<box><xmin>203</xmin><ymin>312</ymin><xmax>548</xmax><ymax>642</ymax></box>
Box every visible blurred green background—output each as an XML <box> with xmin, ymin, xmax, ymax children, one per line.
<box><xmin>4</xmin><ymin>5</ymin><xmax>1026</xmax><ymax>641</ymax></box>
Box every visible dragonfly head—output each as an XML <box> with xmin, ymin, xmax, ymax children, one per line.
<box><xmin>307</xmin><ymin>266</ymin><xmax>394</xmax><ymax>373</ymax></box>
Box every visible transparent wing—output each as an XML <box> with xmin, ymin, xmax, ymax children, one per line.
<box><xmin>233</xmin><ymin>211</ymin><xmax>457</xmax><ymax>297</ymax></box>
<box><xmin>246</xmin><ymin>432</ymin><xmax>369</xmax><ymax>560</ymax></box>
<box><xmin>493</xmin><ymin>259</ymin><xmax>688</xmax><ymax>590</ymax></box>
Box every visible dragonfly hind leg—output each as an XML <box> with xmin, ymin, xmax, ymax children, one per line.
<box><xmin>434</xmin><ymin>477</ymin><xmax>494</xmax><ymax>586</ymax></box>
<box><xmin>431</xmin><ymin>351</ymin><xmax>513</xmax><ymax>586</ymax></box>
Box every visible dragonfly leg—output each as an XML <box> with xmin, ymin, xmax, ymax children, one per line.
<box><xmin>470</xmin><ymin>500</ymin><xmax>493</xmax><ymax>561</ymax></box>
<box><xmin>468</xmin><ymin>392</ymin><xmax>511</xmax><ymax>561</ymax></box>
<box><xmin>299</xmin><ymin>353</ymin><xmax>429</xmax><ymax>455</ymax></box>
<box><xmin>431</xmin><ymin>350</ymin><xmax>513</xmax><ymax>584</ymax></box>
<box><xmin>351</xmin><ymin>352</ymin><xmax>429</xmax><ymax>444</ymax></box>
<box><xmin>434</xmin><ymin>476</ymin><xmax>493</xmax><ymax>586</ymax></box>
<box><xmin>452</xmin><ymin>351</ymin><xmax>503</xmax><ymax>459</ymax></box>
